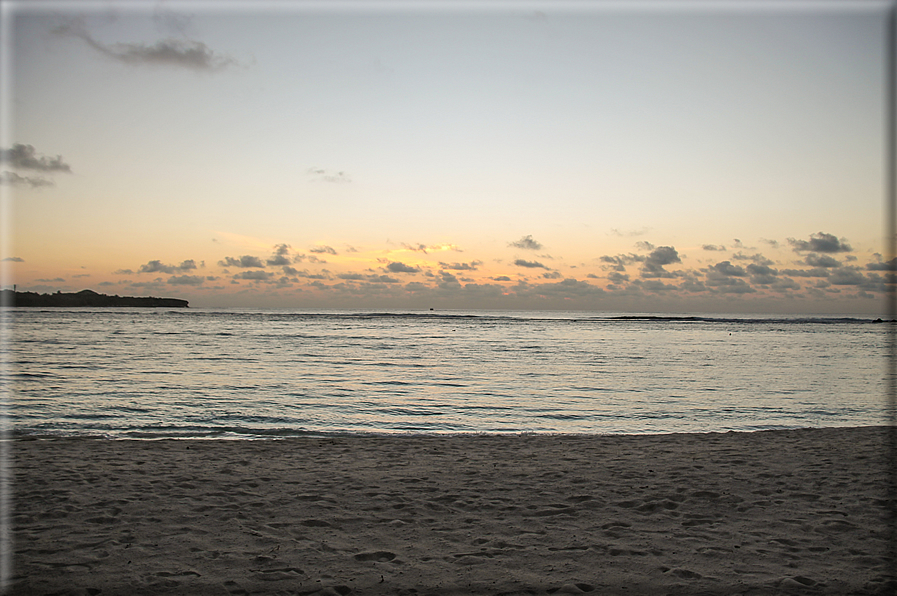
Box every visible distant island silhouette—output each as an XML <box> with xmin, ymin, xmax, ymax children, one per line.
<box><xmin>1</xmin><ymin>289</ymin><xmax>189</xmax><ymax>308</ymax></box>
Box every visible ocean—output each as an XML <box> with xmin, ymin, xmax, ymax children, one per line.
<box><xmin>2</xmin><ymin>308</ymin><xmax>890</xmax><ymax>438</ymax></box>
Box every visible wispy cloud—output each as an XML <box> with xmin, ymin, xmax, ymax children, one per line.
<box><xmin>730</xmin><ymin>252</ymin><xmax>774</xmax><ymax>266</ymax></box>
<box><xmin>1</xmin><ymin>144</ymin><xmax>72</xmax><ymax>172</ymax></box>
<box><xmin>53</xmin><ymin>21</ymin><xmax>238</xmax><ymax>71</ymax></box>
<box><xmin>439</xmin><ymin>261</ymin><xmax>482</xmax><ymax>271</ymax></box>
<box><xmin>610</xmin><ymin>228</ymin><xmax>650</xmax><ymax>237</ymax></box>
<box><xmin>1</xmin><ymin>144</ymin><xmax>72</xmax><ymax>187</ymax></box>
<box><xmin>306</xmin><ymin>168</ymin><xmax>351</xmax><ymax>184</ymax></box>
<box><xmin>402</xmin><ymin>243</ymin><xmax>429</xmax><ymax>253</ymax></box>
<box><xmin>0</xmin><ymin>171</ymin><xmax>54</xmax><ymax>188</ymax></box>
<box><xmin>635</xmin><ymin>241</ymin><xmax>655</xmax><ymax>252</ymax></box>
<box><xmin>398</xmin><ymin>243</ymin><xmax>461</xmax><ymax>255</ymax></box>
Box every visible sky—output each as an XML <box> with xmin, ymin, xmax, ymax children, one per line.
<box><xmin>0</xmin><ymin>0</ymin><xmax>893</xmax><ymax>313</ymax></box>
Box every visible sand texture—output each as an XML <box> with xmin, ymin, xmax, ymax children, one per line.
<box><xmin>8</xmin><ymin>427</ymin><xmax>897</xmax><ymax>595</ymax></box>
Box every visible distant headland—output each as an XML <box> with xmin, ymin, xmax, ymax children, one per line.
<box><xmin>0</xmin><ymin>289</ymin><xmax>189</xmax><ymax>308</ymax></box>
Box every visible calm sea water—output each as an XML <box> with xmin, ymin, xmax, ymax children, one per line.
<box><xmin>1</xmin><ymin>308</ymin><xmax>890</xmax><ymax>438</ymax></box>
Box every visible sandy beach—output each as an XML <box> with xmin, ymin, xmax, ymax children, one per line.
<box><xmin>8</xmin><ymin>427</ymin><xmax>896</xmax><ymax>595</ymax></box>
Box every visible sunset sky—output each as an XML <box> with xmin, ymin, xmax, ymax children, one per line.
<box><xmin>1</xmin><ymin>0</ymin><xmax>893</xmax><ymax>313</ymax></box>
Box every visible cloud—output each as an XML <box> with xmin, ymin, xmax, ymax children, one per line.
<box><xmin>1</xmin><ymin>144</ymin><xmax>72</xmax><ymax>172</ymax></box>
<box><xmin>0</xmin><ymin>171</ymin><xmax>55</xmax><ymax>188</ymax></box>
<box><xmin>781</xmin><ymin>268</ymin><xmax>831</xmax><ymax>278</ymax></box>
<box><xmin>509</xmin><ymin>235</ymin><xmax>543</xmax><ymax>250</ymax></box>
<box><xmin>610</xmin><ymin>228</ymin><xmax>650</xmax><ymax>237</ymax></box>
<box><xmin>702</xmin><ymin>244</ymin><xmax>726</xmax><ymax>251</ymax></box>
<box><xmin>285</xmin><ymin>268</ymin><xmax>329</xmax><ymax>279</ymax></box>
<box><xmin>138</xmin><ymin>259</ymin><xmax>198</xmax><ymax>274</ymax></box>
<box><xmin>1</xmin><ymin>257</ymin><xmax>23</xmax><ymax>262</ymax></box>
<box><xmin>152</xmin><ymin>7</ymin><xmax>194</xmax><ymax>37</ymax></box>
<box><xmin>730</xmin><ymin>252</ymin><xmax>774</xmax><ymax>266</ymax></box>
<box><xmin>127</xmin><ymin>280</ymin><xmax>168</xmax><ymax>292</ymax></box>
<box><xmin>599</xmin><ymin>254</ymin><xmax>644</xmax><ymax>272</ymax></box>
<box><xmin>647</xmin><ymin>246</ymin><xmax>679</xmax><ymax>266</ymax></box>
<box><xmin>746</xmin><ymin>263</ymin><xmax>779</xmax><ymax>285</ymax></box>
<box><xmin>788</xmin><ymin>232</ymin><xmax>852</xmax><ymax>253</ymax></box>
<box><xmin>219</xmin><ymin>255</ymin><xmax>265</xmax><ymax>268</ymax></box>
<box><xmin>517</xmin><ymin>278</ymin><xmax>605</xmax><ymax>299</ymax></box>
<box><xmin>438</xmin><ymin>261</ymin><xmax>482</xmax><ymax>271</ymax></box>
<box><xmin>867</xmin><ymin>258</ymin><xmax>897</xmax><ymax>271</ymax></box>
<box><xmin>704</xmin><ymin>275</ymin><xmax>756</xmax><ymax>294</ymax></box>
<box><xmin>402</xmin><ymin>243</ymin><xmax>429</xmax><ymax>253</ymax></box>
<box><xmin>679</xmin><ymin>275</ymin><xmax>707</xmax><ymax>293</ymax></box>
<box><xmin>709</xmin><ymin>261</ymin><xmax>747</xmax><ymax>277</ymax></box>
<box><xmin>400</xmin><ymin>243</ymin><xmax>462</xmax><ymax>255</ymax></box>
<box><xmin>53</xmin><ymin>22</ymin><xmax>237</xmax><ymax>71</ymax></box>
<box><xmin>386</xmin><ymin>262</ymin><xmax>420</xmax><ymax>273</ymax></box>
<box><xmin>828</xmin><ymin>267</ymin><xmax>867</xmax><ymax>286</ymax></box>
<box><xmin>368</xmin><ymin>275</ymin><xmax>399</xmax><ymax>284</ymax></box>
<box><xmin>607</xmin><ymin>271</ymin><xmax>629</xmax><ymax>284</ymax></box>
<box><xmin>770</xmin><ymin>278</ymin><xmax>801</xmax><ymax>291</ymax></box>
<box><xmin>635</xmin><ymin>241</ymin><xmax>655</xmax><ymax>252</ymax></box>
<box><xmin>168</xmin><ymin>275</ymin><xmax>205</xmax><ymax>285</ymax></box>
<box><xmin>805</xmin><ymin>253</ymin><xmax>841</xmax><ymax>268</ymax></box>
<box><xmin>309</xmin><ymin>245</ymin><xmax>337</xmax><ymax>255</ymax></box>
<box><xmin>640</xmin><ymin>246</ymin><xmax>680</xmax><ymax>278</ymax></box>
<box><xmin>514</xmin><ymin>259</ymin><xmax>547</xmax><ymax>269</ymax></box>
<box><xmin>138</xmin><ymin>260</ymin><xmax>176</xmax><ymax>274</ymax></box>
<box><xmin>233</xmin><ymin>270</ymin><xmax>273</xmax><ymax>281</ymax></box>
<box><xmin>760</xmin><ymin>238</ymin><xmax>780</xmax><ymax>249</ymax></box>
<box><xmin>631</xmin><ymin>279</ymin><xmax>677</xmax><ymax>293</ymax></box>
<box><xmin>264</xmin><ymin>244</ymin><xmax>294</xmax><ymax>266</ymax></box>
<box><xmin>306</xmin><ymin>168</ymin><xmax>351</xmax><ymax>183</ymax></box>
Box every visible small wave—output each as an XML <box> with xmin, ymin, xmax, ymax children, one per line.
<box><xmin>603</xmin><ymin>315</ymin><xmax>889</xmax><ymax>325</ymax></box>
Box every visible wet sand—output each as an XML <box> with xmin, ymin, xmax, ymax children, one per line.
<box><xmin>8</xmin><ymin>427</ymin><xmax>896</xmax><ymax>595</ymax></box>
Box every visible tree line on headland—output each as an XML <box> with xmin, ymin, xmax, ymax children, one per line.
<box><xmin>0</xmin><ymin>289</ymin><xmax>189</xmax><ymax>308</ymax></box>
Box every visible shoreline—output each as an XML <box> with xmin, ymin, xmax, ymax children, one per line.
<box><xmin>9</xmin><ymin>426</ymin><xmax>897</xmax><ymax>595</ymax></box>
<box><xmin>8</xmin><ymin>424</ymin><xmax>893</xmax><ymax>441</ymax></box>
